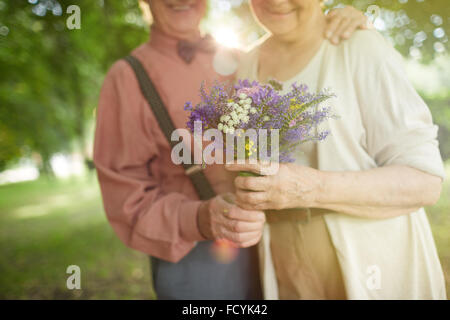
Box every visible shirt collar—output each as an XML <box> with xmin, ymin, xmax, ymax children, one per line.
<box><xmin>148</xmin><ymin>25</ymin><xmax>202</xmax><ymax>59</ymax></box>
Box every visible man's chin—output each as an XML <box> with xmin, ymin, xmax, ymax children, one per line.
<box><xmin>169</xmin><ymin>22</ymin><xmax>201</xmax><ymax>37</ymax></box>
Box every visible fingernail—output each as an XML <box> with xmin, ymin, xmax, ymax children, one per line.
<box><xmin>332</xmin><ymin>37</ymin><xmax>338</xmax><ymax>44</ymax></box>
<box><xmin>325</xmin><ymin>31</ymin><xmax>332</xmax><ymax>38</ymax></box>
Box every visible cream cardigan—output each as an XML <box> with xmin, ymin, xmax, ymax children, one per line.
<box><xmin>237</xmin><ymin>30</ymin><xmax>447</xmax><ymax>300</ymax></box>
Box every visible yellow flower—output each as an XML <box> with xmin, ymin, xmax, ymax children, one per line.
<box><xmin>290</xmin><ymin>102</ymin><xmax>305</xmax><ymax>111</ymax></box>
<box><xmin>245</xmin><ymin>140</ymin><xmax>255</xmax><ymax>151</ymax></box>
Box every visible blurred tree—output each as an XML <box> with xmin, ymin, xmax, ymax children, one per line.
<box><xmin>424</xmin><ymin>94</ymin><xmax>450</xmax><ymax>160</ymax></box>
<box><xmin>0</xmin><ymin>0</ymin><xmax>148</xmax><ymax>173</ymax></box>
<box><xmin>332</xmin><ymin>0</ymin><xmax>448</xmax><ymax>63</ymax></box>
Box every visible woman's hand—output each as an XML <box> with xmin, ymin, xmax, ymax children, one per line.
<box><xmin>225</xmin><ymin>162</ymin><xmax>324</xmax><ymax>211</ymax></box>
<box><xmin>325</xmin><ymin>6</ymin><xmax>371</xmax><ymax>45</ymax></box>
<box><xmin>228</xmin><ymin>163</ymin><xmax>442</xmax><ymax>219</ymax></box>
<box><xmin>197</xmin><ymin>193</ymin><xmax>266</xmax><ymax>247</ymax></box>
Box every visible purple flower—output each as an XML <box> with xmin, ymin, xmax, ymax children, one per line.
<box><xmin>185</xmin><ymin>79</ymin><xmax>336</xmax><ymax>163</ymax></box>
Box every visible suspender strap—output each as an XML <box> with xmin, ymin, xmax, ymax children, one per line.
<box><xmin>123</xmin><ymin>55</ymin><xmax>216</xmax><ymax>201</ymax></box>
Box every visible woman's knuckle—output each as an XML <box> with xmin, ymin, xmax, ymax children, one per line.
<box><xmin>226</xmin><ymin>206</ymin><xmax>237</xmax><ymax>219</ymax></box>
<box><xmin>244</xmin><ymin>193</ymin><xmax>254</xmax><ymax>204</ymax></box>
<box><xmin>242</xmin><ymin>193</ymin><xmax>252</xmax><ymax>204</ymax></box>
<box><xmin>237</xmin><ymin>222</ymin><xmax>246</xmax><ymax>232</ymax></box>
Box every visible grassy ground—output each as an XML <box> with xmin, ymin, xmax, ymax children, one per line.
<box><xmin>0</xmin><ymin>173</ymin><xmax>154</xmax><ymax>299</ymax></box>
<box><xmin>0</xmin><ymin>167</ymin><xmax>449</xmax><ymax>299</ymax></box>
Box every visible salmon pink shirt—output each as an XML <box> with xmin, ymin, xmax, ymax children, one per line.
<box><xmin>93</xmin><ymin>27</ymin><xmax>236</xmax><ymax>263</ymax></box>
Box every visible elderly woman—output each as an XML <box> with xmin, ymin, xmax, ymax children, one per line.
<box><xmin>227</xmin><ymin>0</ymin><xmax>446</xmax><ymax>299</ymax></box>
<box><xmin>94</xmin><ymin>0</ymin><xmax>369</xmax><ymax>299</ymax></box>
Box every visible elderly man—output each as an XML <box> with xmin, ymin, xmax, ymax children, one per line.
<box><xmin>93</xmin><ymin>0</ymin><xmax>369</xmax><ymax>299</ymax></box>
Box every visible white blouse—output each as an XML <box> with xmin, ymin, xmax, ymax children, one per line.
<box><xmin>237</xmin><ymin>30</ymin><xmax>447</xmax><ymax>299</ymax></box>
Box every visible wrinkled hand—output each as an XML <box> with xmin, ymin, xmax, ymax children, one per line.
<box><xmin>325</xmin><ymin>6</ymin><xmax>371</xmax><ymax>45</ymax></box>
<box><xmin>226</xmin><ymin>162</ymin><xmax>323</xmax><ymax>211</ymax></box>
<box><xmin>198</xmin><ymin>193</ymin><xmax>266</xmax><ymax>248</ymax></box>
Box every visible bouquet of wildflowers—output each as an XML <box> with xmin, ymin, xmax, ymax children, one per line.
<box><xmin>184</xmin><ymin>79</ymin><xmax>335</xmax><ymax>261</ymax></box>
<box><xmin>185</xmin><ymin>79</ymin><xmax>335</xmax><ymax>166</ymax></box>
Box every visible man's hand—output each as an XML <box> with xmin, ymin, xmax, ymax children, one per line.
<box><xmin>197</xmin><ymin>193</ymin><xmax>266</xmax><ymax>248</ymax></box>
<box><xmin>325</xmin><ymin>6</ymin><xmax>371</xmax><ymax>45</ymax></box>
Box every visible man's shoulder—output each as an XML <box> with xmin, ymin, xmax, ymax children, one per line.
<box><xmin>104</xmin><ymin>42</ymin><xmax>152</xmax><ymax>86</ymax></box>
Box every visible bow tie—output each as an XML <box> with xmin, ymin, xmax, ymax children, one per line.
<box><xmin>177</xmin><ymin>35</ymin><xmax>216</xmax><ymax>64</ymax></box>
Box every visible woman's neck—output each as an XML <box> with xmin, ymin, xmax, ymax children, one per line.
<box><xmin>258</xmin><ymin>12</ymin><xmax>326</xmax><ymax>82</ymax></box>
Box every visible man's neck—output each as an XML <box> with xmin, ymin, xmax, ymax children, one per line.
<box><xmin>152</xmin><ymin>24</ymin><xmax>201</xmax><ymax>42</ymax></box>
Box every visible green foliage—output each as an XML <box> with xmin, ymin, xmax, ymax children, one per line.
<box><xmin>331</xmin><ymin>0</ymin><xmax>448</xmax><ymax>63</ymax></box>
<box><xmin>424</xmin><ymin>94</ymin><xmax>450</xmax><ymax>160</ymax></box>
<box><xmin>0</xmin><ymin>0</ymin><xmax>149</xmax><ymax>171</ymax></box>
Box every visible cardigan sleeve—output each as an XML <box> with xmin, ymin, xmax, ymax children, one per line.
<box><xmin>352</xmin><ymin>31</ymin><xmax>446</xmax><ymax>180</ymax></box>
<box><xmin>93</xmin><ymin>60</ymin><xmax>205</xmax><ymax>263</ymax></box>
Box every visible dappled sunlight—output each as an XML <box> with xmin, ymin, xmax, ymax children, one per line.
<box><xmin>211</xmin><ymin>27</ymin><xmax>241</xmax><ymax>49</ymax></box>
<box><xmin>0</xmin><ymin>165</ymin><xmax>39</xmax><ymax>185</ymax></box>
<box><xmin>11</xmin><ymin>181</ymin><xmax>99</xmax><ymax>220</ymax></box>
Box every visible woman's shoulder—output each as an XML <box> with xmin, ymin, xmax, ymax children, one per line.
<box><xmin>336</xmin><ymin>29</ymin><xmax>403</xmax><ymax>69</ymax></box>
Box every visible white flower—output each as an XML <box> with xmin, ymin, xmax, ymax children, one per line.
<box><xmin>218</xmin><ymin>123</ymin><xmax>223</xmax><ymax>131</ymax></box>
<box><xmin>227</xmin><ymin>120</ymin><xmax>235</xmax><ymax>127</ymax></box>
<box><xmin>245</xmin><ymin>98</ymin><xmax>252</xmax><ymax>104</ymax></box>
<box><xmin>223</xmin><ymin>115</ymin><xmax>230</xmax><ymax>122</ymax></box>
<box><xmin>250</xmin><ymin>107</ymin><xmax>257</xmax><ymax>114</ymax></box>
<box><xmin>228</xmin><ymin>127</ymin><xmax>235</xmax><ymax>134</ymax></box>
<box><xmin>242</xmin><ymin>116</ymin><xmax>249</xmax><ymax>123</ymax></box>
<box><xmin>220</xmin><ymin>115</ymin><xmax>226</xmax><ymax>122</ymax></box>
<box><xmin>263</xmin><ymin>115</ymin><xmax>270</xmax><ymax>121</ymax></box>
<box><xmin>223</xmin><ymin>125</ymin><xmax>229</xmax><ymax>133</ymax></box>
<box><xmin>236</xmin><ymin>107</ymin><xmax>243</xmax><ymax>113</ymax></box>
<box><xmin>227</xmin><ymin>102</ymin><xmax>234</xmax><ymax>107</ymax></box>
<box><xmin>239</xmin><ymin>93</ymin><xmax>247</xmax><ymax>99</ymax></box>
<box><xmin>243</xmin><ymin>104</ymin><xmax>251</xmax><ymax>110</ymax></box>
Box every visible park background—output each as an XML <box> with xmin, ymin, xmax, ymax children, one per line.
<box><xmin>0</xmin><ymin>0</ymin><xmax>449</xmax><ymax>299</ymax></box>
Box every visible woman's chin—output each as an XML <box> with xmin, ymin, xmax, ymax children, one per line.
<box><xmin>262</xmin><ymin>21</ymin><xmax>298</xmax><ymax>37</ymax></box>
<box><xmin>268</xmin><ymin>27</ymin><xmax>298</xmax><ymax>40</ymax></box>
